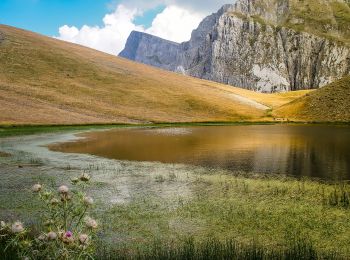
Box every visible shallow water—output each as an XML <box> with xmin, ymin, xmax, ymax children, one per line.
<box><xmin>49</xmin><ymin>125</ymin><xmax>350</xmax><ymax>180</ymax></box>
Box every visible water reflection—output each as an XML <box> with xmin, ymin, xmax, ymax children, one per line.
<box><xmin>49</xmin><ymin>125</ymin><xmax>350</xmax><ymax>180</ymax></box>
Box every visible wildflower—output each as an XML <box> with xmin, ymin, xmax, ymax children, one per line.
<box><xmin>38</xmin><ymin>234</ymin><xmax>46</xmax><ymax>241</ymax></box>
<box><xmin>83</xmin><ymin>196</ymin><xmax>94</xmax><ymax>206</ymax></box>
<box><xmin>31</xmin><ymin>184</ymin><xmax>42</xmax><ymax>193</ymax></box>
<box><xmin>79</xmin><ymin>234</ymin><xmax>89</xmax><ymax>245</ymax></box>
<box><xmin>85</xmin><ymin>217</ymin><xmax>98</xmax><ymax>229</ymax></box>
<box><xmin>62</xmin><ymin>231</ymin><xmax>74</xmax><ymax>244</ymax></box>
<box><xmin>71</xmin><ymin>177</ymin><xmax>79</xmax><ymax>184</ymax></box>
<box><xmin>47</xmin><ymin>231</ymin><xmax>57</xmax><ymax>241</ymax></box>
<box><xmin>0</xmin><ymin>221</ymin><xmax>6</xmax><ymax>228</ymax></box>
<box><xmin>80</xmin><ymin>173</ymin><xmax>91</xmax><ymax>182</ymax></box>
<box><xmin>60</xmin><ymin>194</ymin><xmax>71</xmax><ymax>202</ymax></box>
<box><xmin>50</xmin><ymin>198</ymin><xmax>60</xmax><ymax>205</ymax></box>
<box><xmin>57</xmin><ymin>230</ymin><xmax>64</xmax><ymax>239</ymax></box>
<box><xmin>58</xmin><ymin>185</ymin><xmax>69</xmax><ymax>194</ymax></box>
<box><xmin>11</xmin><ymin>221</ymin><xmax>24</xmax><ymax>233</ymax></box>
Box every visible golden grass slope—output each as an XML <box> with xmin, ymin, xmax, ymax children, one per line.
<box><xmin>275</xmin><ymin>76</ymin><xmax>350</xmax><ymax>122</ymax></box>
<box><xmin>0</xmin><ymin>25</ymin><xmax>309</xmax><ymax>125</ymax></box>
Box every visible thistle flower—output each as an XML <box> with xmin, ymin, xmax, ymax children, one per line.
<box><xmin>60</xmin><ymin>194</ymin><xmax>72</xmax><ymax>202</ymax></box>
<box><xmin>31</xmin><ymin>184</ymin><xmax>42</xmax><ymax>193</ymax></box>
<box><xmin>50</xmin><ymin>198</ymin><xmax>60</xmax><ymax>205</ymax></box>
<box><xmin>57</xmin><ymin>230</ymin><xmax>64</xmax><ymax>238</ymax></box>
<box><xmin>83</xmin><ymin>196</ymin><xmax>94</xmax><ymax>206</ymax></box>
<box><xmin>80</xmin><ymin>173</ymin><xmax>91</xmax><ymax>182</ymax></box>
<box><xmin>58</xmin><ymin>185</ymin><xmax>69</xmax><ymax>194</ymax></box>
<box><xmin>47</xmin><ymin>231</ymin><xmax>57</xmax><ymax>241</ymax></box>
<box><xmin>11</xmin><ymin>221</ymin><xmax>24</xmax><ymax>233</ymax></box>
<box><xmin>38</xmin><ymin>234</ymin><xmax>46</xmax><ymax>241</ymax></box>
<box><xmin>0</xmin><ymin>221</ymin><xmax>6</xmax><ymax>228</ymax></box>
<box><xmin>85</xmin><ymin>217</ymin><xmax>98</xmax><ymax>229</ymax></box>
<box><xmin>62</xmin><ymin>231</ymin><xmax>74</xmax><ymax>244</ymax></box>
<box><xmin>71</xmin><ymin>177</ymin><xmax>79</xmax><ymax>184</ymax></box>
<box><xmin>79</xmin><ymin>234</ymin><xmax>89</xmax><ymax>245</ymax></box>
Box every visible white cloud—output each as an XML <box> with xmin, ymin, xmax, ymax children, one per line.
<box><xmin>56</xmin><ymin>5</ymin><xmax>144</xmax><ymax>55</ymax></box>
<box><xmin>55</xmin><ymin>1</ymin><xmax>226</xmax><ymax>55</ymax></box>
<box><xmin>145</xmin><ymin>5</ymin><xmax>203</xmax><ymax>42</ymax></box>
<box><xmin>119</xmin><ymin>0</ymin><xmax>232</xmax><ymax>15</ymax></box>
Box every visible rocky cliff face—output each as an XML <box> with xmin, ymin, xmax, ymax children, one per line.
<box><xmin>119</xmin><ymin>31</ymin><xmax>180</xmax><ymax>71</ymax></box>
<box><xmin>119</xmin><ymin>0</ymin><xmax>350</xmax><ymax>92</ymax></box>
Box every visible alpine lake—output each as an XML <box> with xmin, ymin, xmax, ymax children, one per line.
<box><xmin>1</xmin><ymin>124</ymin><xmax>350</xmax><ymax>257</ymax></box>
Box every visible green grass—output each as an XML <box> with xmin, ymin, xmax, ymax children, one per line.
<box><xmin>0</xmin><ymin>124</ymin><xmax>130</xmax><ymax>138</ymax></box>
<box><xmin>0</xmin><ymin>122</ymin><xmax>285</xmax><ymax>138</ymax></box>
<box><xmin>96</xmin><ymin>238</ymin><xmax>339</xmax><ymax>260</ymax></box>
<box><xmin>234</xmin><ymin>0</ymin><xmax>350</xmax><ymax>45</ymax></box>
<box><xmin>91</xmin><ymin>173</ymin><xmax>350</xmax><ymax>257</ymax></box>
<box><xmin>4</xmin><ymin>172</ymin><xmax>349</xmax><ymax>258</ymax></box>
<box><xmin>1</xmin><ymin>236</ymin><xmax>339</xmax><ymax>260</ymax></box>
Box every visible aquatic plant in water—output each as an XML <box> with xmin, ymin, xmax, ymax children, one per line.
<box><xmin>0</xmin><ymin>173</ymin><xmax>98</xmax><ymax>259</ymax></box>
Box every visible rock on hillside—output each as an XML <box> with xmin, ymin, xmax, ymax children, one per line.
<box><xmin>119</xmin><ymin>0</ymin><xmax>350</xmax><ymax>92</ymax></box>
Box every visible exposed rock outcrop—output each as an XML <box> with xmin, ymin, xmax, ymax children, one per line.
<box><xmin>120</xmin><ymin>31</ymin><xmax>180</xmax><ymax>71</ymax></box>
<box><xmin>119</xmin><ymin>0</ymin><xmax>350</xmax><ymax>92</ymax></box>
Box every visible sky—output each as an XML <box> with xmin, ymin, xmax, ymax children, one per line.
<box><xmin>0</xmin><ymin>0</ymin><xmax>231</xmax><ymax>55</ymax></box>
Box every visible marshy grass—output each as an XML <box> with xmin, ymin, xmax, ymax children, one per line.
<box><xmin>96</xmin><ymin>237</ymin><xmax>339</xmax><ymax>260</ymax></box>
<box><xmin>1</xmin><ymin>236</ymin><xmax>339</xmax><ymax>260</ymax></box>
<box><xmin>97</xmin><ymin>173</ymin><xmax>350</xmax><ymax>258</ymax></box>
<box><xmin>2</xmin><ymin>141</ymin><xmax>350</xmax><ymax>258</ymax></box>
<box><xmin>2</xmin><ymin>171</ymin><xmax>350</xmax><ymax>258</ymax></box>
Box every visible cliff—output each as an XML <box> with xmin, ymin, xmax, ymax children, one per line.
<box><xmin>119</xmin><ymin>0</ymin><xmax>350</xmax><ymax>92</ymax></box>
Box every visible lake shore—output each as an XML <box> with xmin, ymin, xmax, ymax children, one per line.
<box><xmin>1</xmin><ymin>121</ymin><xmax>350</xmax><ymax>138</ymax></box>
<box><xmin>1</xmin><ymin>130</ymin><xmax>350</xmax><ymax>258</ymax></box>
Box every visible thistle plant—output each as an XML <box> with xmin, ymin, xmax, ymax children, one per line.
<box><xmin>1</xmin><ymin>173</ymin><xmax>98</xmax><ymax>259</ymax></box>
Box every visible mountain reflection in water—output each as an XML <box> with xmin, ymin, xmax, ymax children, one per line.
<box><xmin>49</xmin><ymin>125</ymin><xmax>350</xmax><ymax>180</ymax></box>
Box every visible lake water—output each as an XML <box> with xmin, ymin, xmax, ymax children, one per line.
<box><xmin>49</xmin><ymin>125</ymin><xmax>350</xmax><ymax>180</ymax></box>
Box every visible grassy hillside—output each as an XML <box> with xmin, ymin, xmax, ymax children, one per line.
<box><xmin>246</xmin><ymin>0</ymin><xmax>350</xmax><ymax>45</ymax></box>
<box><xmin>275</xmin><ymin>76</ymin><xmax>350</xmax><ymax>122</ymax></box>
<box><xmin>287</xmin><ymin>0</ymin><xmax>350</xmax><ymax>44</ymax></box>
<box><xmin>0</xmin><ymin>25</ymin><xmax>309</xmax><ymax>125</ymax></box>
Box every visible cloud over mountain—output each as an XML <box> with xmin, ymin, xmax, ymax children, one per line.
<box><xmin>55</xmin><ymin>0</ymin><xmax>221</xmax><ymax>55</ymax></box>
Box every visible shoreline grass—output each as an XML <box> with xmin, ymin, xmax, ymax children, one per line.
<box><xmin>3</xmin><ymin>172</ymin><xmax>350</xmax><ymax>258</ymax></box>
<box><xmin>1</xmin><ymin>121</ymin><xmax>349</xmax><ymax>138</ymax></box>
<box><xmin>97</xmin><ymin>238</ymin><xmax>340</xmax><ymax>260</ymax></box>
<box><xmin>2</xmin><ymin>164</ymin><xmax>350</xmax><ymax>258</ymax></box>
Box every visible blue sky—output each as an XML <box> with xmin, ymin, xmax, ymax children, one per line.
<box><xmin>0</xmin><ymin>0</ymin><xmax>164</xmax><ymax>36</ymax></box>
<box><xmin>0</xmin><ymin>0</ymin><xmax>228</xmax><ymax>55</ymax></box>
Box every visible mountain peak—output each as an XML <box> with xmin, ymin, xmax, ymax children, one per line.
<box><xmin>119</xmin><ymin>0</ymin><xmax>350</xmax><ymax>92</ymax></box>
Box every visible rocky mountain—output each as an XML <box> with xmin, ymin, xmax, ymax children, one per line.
<box><xmin>119</xmin><ymin>0</ymin><xmax>350</xmax><ymax>92</ymax></box>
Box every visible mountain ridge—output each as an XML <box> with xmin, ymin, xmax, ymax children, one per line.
<box><xmin>119</xmin><ymin>0</ymin><xmax>350</xmax><ymax>92</ymax></box>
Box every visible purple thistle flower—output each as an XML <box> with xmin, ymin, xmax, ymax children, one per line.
<box><xmin>65</xmin><ymin>231</ymin><xmax>73</xmax><ymax>238</ymax></box>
